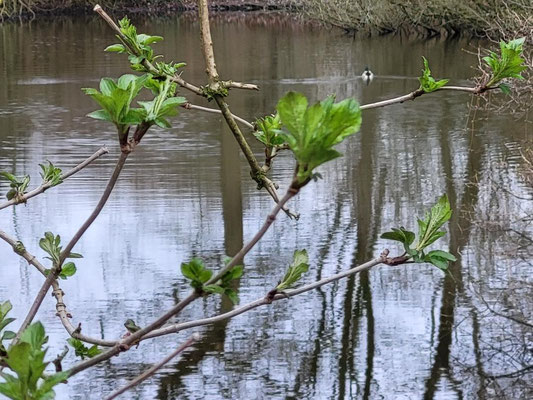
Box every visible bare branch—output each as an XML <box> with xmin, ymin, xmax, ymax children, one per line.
<box><xmin>220</xmin><ymin>80</ymin><xmax>260</xmax><ymax>91</ymax></box>
<box><xmin>0</xmin><ymin>146</ymin><xmax>108</xmax><ymax>211</ymax></box>
<box><xmin>59</xmin><ymin>152</ymin><xmax>129</xmax><ymax>265</ymax></box>
<box><xmin>104</xmin><ymin>333</ymin><xmax>199</xmax><ymax>400</ymax></box>
<box><xmin>182</xmin><ymin>102</ymin><xmax>254</xmax><ymax>129</ymax></box>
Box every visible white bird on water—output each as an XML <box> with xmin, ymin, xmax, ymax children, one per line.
<box><xmin>361</xmin><ymin>66</ymin><xmax>374</xmax><ymax>86</ymax></box>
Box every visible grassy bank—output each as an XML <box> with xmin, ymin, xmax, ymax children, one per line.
<box><xmin>290</xmin><ymin>0</ymin><xmax>532</xmax><ymax>39</ymax></box>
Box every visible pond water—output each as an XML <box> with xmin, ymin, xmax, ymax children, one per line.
<box><xmin>0</xmin><ymin>13</ymin><xmax>531</xmax><ymax>400</ymax></box>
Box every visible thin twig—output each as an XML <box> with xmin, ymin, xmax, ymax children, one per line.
<box><xmin>143</xmin><ymin>255</ymin><xmax>385</xmax><ymax>340</ymax></box>
<box><xmin>0</xmin><ymin>230</ymin><xmax>115</xmax><ymax>347</ymax></box>
<box><xmin>182</xmin><ymin>102</ymin><xmax>254</xmax><ymax>129</ymax></box>
<box><xmin>105</xmin><ymin>334</ymin><xmax>200</xmax><ymax>400</ymax></box>
<box><xmin>360</xmin><ymin>85</ymin><xmax>498</xmax><ymax>111</ymax></box>
<box><xmin>59</xmin><ymin>152</ymin><xmax>129</xmax><ymax>265</ymax></box>
<box><xmin>0</xmin><ymin>147</ymin><xmax>108</xmax><ymax>211</ymax></box>
<box><xmin>11</xmin><ymin>152</ymin><xmax>129</xmax><ymax>345</ymax></box>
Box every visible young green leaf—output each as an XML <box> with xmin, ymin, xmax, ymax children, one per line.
<box><xmin>124</xmin><ymin>319</ymin><xmax>141</xmax><ymax>334</ymax></box>
<box><xmin>39</xmin><ymin>231</ymin><xmax>62</xmax><ymax>265</ymax></box>
<box><xmin>0</xmin><ymin>172</ymin><xmax>30</xmax><ymax>200</ymax></box>
<box><xmin>484</xmin><ymin>37</ymin><xmax>527</xmax><ymax>87</ymax></box>
<box><xmin>104</xmin><ymin>44</ymin><xmax>126</xmax><ymax>53</ymax></box>
<box><xmin>83</xmin><ymin>74</ymin><xmax>149</xmax><ymax>142</ymax></box>
<box><xmin>254</xmin><ymin>113</ymin><xmax>285</xmax><ymax>148</ymax></box>
<box><xmin>67</xmin><ymin>338</ymin><xmax>102</xmax><ymax>360</ymax></box>
<box><xmin>181</xmin><ymin>258</ymin><xmax>213</xmax><ymax>289</ymax></box>
<box><xmin>277</xmin><ymin>92</ymin><xmax>361</xmax><ymax>184</ymax></box>
<box><xmin>418</xmin><ymin>57</ymin><xmax>449</xmax><ymax>93</ymax></box>
<box><xmin>415</xmin><ymin>194</ymin><xmax>452</xmax><ymax>251</ymax></box>
<box><xmin>277</xmin><ymin>249</ymin><xmax>310</xmax><ymax>291</ymax></box>
<box><xmin>380</xmin><ymin>227</ymin><xmax>417</xmax><ymax>254</ymax></box>
<box><xmin>58</xmin><ymin>262</ymin><xmax>77</xmax><ymax>280</ymax></box>
<box><xmin>39</xmin><ymin>161</ymin><xmax>63</xmax><ymax>187</ymax></box>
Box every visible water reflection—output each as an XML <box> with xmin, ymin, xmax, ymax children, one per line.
<box><xmin>0</xmin><ymin>13</ymin><xmax>531</xmax><ymax>400</ymax></box>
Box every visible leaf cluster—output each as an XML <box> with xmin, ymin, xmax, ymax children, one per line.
<box><xmin>137</xmin><ymin>78</ymin><xmax>187</xmax><ymax>128</ymax></box>
<box><xmin>39</xmin><ymin>161</ymin><xmax>62</xmax><ymax>187</ymax></box>
<box><xmin>276</xmin><ymin>250</ymin><xmax>309</xmax><ymax>291</ymax></box>
<box><xmin>0</xmin><ymin>301</ymin><xmax>16</xmax><ymax>357</ymax></box>
<box><xmin>253</xmin><ymin>113</ymin><xmax>285</xmax><ymax>148</ymax></box>
<box><xmin>83</xmin><ymin>74</ymin><xmax>148</xmax><ymax>139</ymax></box>
<box><xmin>276</xmin><ymin>92</ymin><xmax>362</xmax><ymax>184</ymax></box>
<box><xmin>84</xmin><ymin>74</ymin><xmax>186</xmax><ymax>137</ymax></box>
<box><xmin>67</xmin><ymin>338</ymin><xmax>101</xmax><ymax>360</ymax></box>
<box><xmin>484</xmin><ymin>37</ymin><xmax>527</xmax><ymax>89</ymax></box>
<box><xmin>418</xmin><ymin>57</ymin><xmax>448</xmax><ymax>93</ymax></box>
<box><xmin>380</xmin><ymin>194</ymin><xmax>456</xmax><ymax>271</ymax></box>
<box><xmin>123</xmin><ymin>319</ymin><xmax>141</xmax><ymax>334</ymax></box>
<box><xmin>0</xmin><ymin>172</ymin><xmax>30</xmax><ymax>201</ymax></box>
<box><xmin>181</xmin><ymin>258</ymin><xmax>243</xmax><ymax>304</ymax></box>
<box><xmin>105</xmin><ymin>17</ymin><xmax>164</xmax><ymax>71</ymax></box>
<box><xmin>0</xmin><ymin>322</ymin><xmax>68</xmax><ymax>400</ymax></box>
<box><xmin>39</xmin><ymin>232</ymin><xmax>82</xmax><ymax>279</ymax></box>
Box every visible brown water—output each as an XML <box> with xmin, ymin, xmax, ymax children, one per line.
<box><xmin>0</xmin><ymin>14</ymin><xmax>531</xmax><ymax>400</ymax></box>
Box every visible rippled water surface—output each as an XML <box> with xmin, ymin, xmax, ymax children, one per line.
<box><xmin>0</xmin><ymin>14</ymin><xmax>531</xmax><ymax>400</ymax></box>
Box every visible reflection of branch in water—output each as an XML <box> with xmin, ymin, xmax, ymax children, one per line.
<box><xmin>423</xmin><ymin>102</ymin><xmax>483</xmax><ymax>399</ymax></box>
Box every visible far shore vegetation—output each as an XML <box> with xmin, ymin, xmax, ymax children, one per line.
<box><xmin>0</xmin><ymin>0</ymin><xmax>531</xmax><ymax>40</ymax></box>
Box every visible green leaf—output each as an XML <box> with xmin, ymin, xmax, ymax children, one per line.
<box><xmin>68</xmin><ymin>252</ymin><xmax>83</xmax><ymax>259</ymax></box>
<box><xmin>485</xmin><ymin>37</ymin><xmax>527</xmax><ymax>87</ymax></box>
<box><xmin>425</xmin><ymin>250</ymin><xmax>456</xmax><ymax>261</ymax></box>
<box><xmin>418</xmin><ymin>57</ymin><xmax>449</xmax><ymax>93</ymax></box>
<box><xmin>137</xmin><ymin>34</ymin><xmax>163</xmax><ymax>45</ymax></box>
<box><xmin>59</xmin><ymin>262</ymin><xmax>77</xmax><ymax>280</ymax></box>
<box><xmin>277</xmin><ymin>92</ymin><xmax>361</xmax><ymax>184</ymax></box>
<box><xmin>68</xmin><ymin>338</ymin><xmax>102</xmax><ymax>360</ymax></box>
<box><xmin>277</xmin><ymin>92</ymin><xmax>308</xmax><ymax>141</ymax></box>
<box><xmin>277</xmin><ymin>249</ymin><xmax>309</xmax><ymax>291</ymax></box>
<box><xmin>499</xmin><ymin>83</ymin><xmax>511</xmax><ymax>95</ymax></box>
<box><xmin>20</xmin><ymin>322</ymin><xmax>48</xmax><ymax>351</ymax></box>
<box><xmin>0</xmin><ymin>300</ymin><xmax>13</xmax><ymax>320</ymax></box>
<box><xmin>1</xmin><ymin>330</ymin><xmax>16</xmax><ymax>340</ymax></box>
<box><xmin>39</xmin><ymin>232</ymin><xmax>61</xmax><ymax>265</ymax></box>
<box><xmin>416</xmin><ymin>194</ymin><xmax>452</xmax><ymax>251</ymax></box>
<box><xmin>225</xmin><ymin>289</ymin><xmax>240</xmax><ymax>305</ymax></box>
<box><xmin>0</xmin><ymin>317</ymin><xmax>16</xmax><ymax>333</ymax></box>
<box><xmin>87</xmin><ymin>110</ymin><xmax>113</xmax><ymax>122</ymax></box>
<box><xmin>254</xmin><ymin>113</ymin><xmax>285</xmax><ymax>147</ymax></box>
<box><xmin>203</xmin><ymin>284</ymin><xmax>225</xmax><ymax>295</ymax></box>
<box><xmin>39</xmin><ymin>161</ymin><xmax>63</xmax><ymax>187</ymax></box>
<box><xmin>220</xmin><ymin>265</ymin><xmax>243</xmax><ymax>285</ymax></box>
<box><xmin>124</xmin><ymin>319</ymin><xmax>141</xmax><ymax>334</ymax></box>
<box><xmin>181</xmin><ymin>258</ymin><xmax>213</xmax><ymax>288</ymax></box>
<box><xmin>0</xmin><ymin>172</ymin><xmax>30</xmax><ymax>200</ymax></box>
<box><xmin>104</xmin><ymin>44</ymin><xmax>126</xmax><ymax>53</ymax></box>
